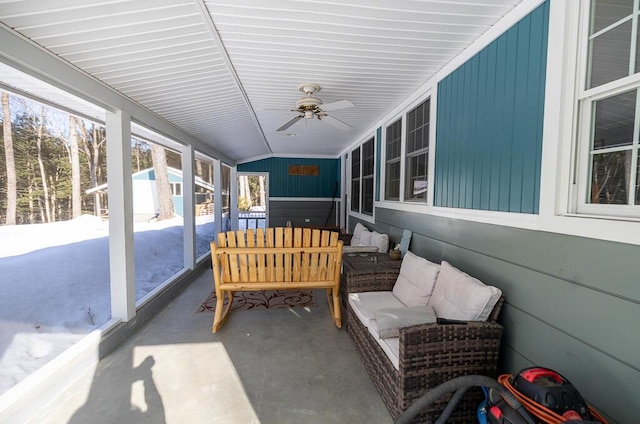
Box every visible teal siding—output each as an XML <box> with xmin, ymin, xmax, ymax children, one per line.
<box><xmin>238</xmin><ymin>157</ymin><xmax>340</xmax><ymax>197</ymax></box>
<box><xmin>435</xmin><ymin>1</ymin><xmax>549</xmax><ymax>213</ymax></box>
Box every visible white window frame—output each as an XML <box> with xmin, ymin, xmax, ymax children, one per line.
<box><xmin>404</xmin><ymin>97</ymin><xmax>431</xmax><ymax>203</ymax></box>
<box><xmin>573</xmin><ymin>1</ymin><xmax>640</xmax><ymax>218</ymax></box>
<box><xmin>383</xmin><ymin>116</ymin><xmax>404</xmax><ymax>202</ymax></box>
<box><xmin>348</xmin><ymin>136</ymin><xmax>376</xmax><ymax>221</ymax></box>
<box><xmin>538</xmin><ymin>0</ymin><xmax>640</xmax><ymax>246</ymax></box>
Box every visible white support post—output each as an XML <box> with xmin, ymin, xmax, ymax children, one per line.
<box><xmin>106</xmin><ymin>109</ymin><xmax>135</xmax><ymax>322</ymax></box>
<box><xmin>213</xmin><ymin>159</ymin><xmax>223</xmax><ymax>236</ymax></box>
<box><xmin>230</xmin><ymin>166</ymin><xmax>238</xmax><ymax>230</ymax></box>
<box><xmin>181</xmin><ymin>144</ymin><xmax>196</xmax><ymax>269</ymax></box>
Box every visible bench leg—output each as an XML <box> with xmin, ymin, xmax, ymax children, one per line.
<box><xmin>326</xmin><ymin>288</ymin><xmax>342</xmax><ymax>328</ymax></box>
<box><xmin>212</xmin><ymin>291</ymin><xmax>234</xmax><ymax>333</ymax></box>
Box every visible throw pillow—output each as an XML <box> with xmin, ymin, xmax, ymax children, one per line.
<box><xmin>392</xmin><ymin>251</ymin><xmax>440</xmax><ymax>307</ymax></box>
<box><xmin>358</xmin><ymin>228</ymin><xmax>372</xmax><ymax>246</ymax></box>
<box><xmin>372</xmin><ymin>305</ymin><xmax>437</xmax><ymax>338</ymax></box>
<box><xmin>371</xmin><ymin>231</ymin><xmax>389</xmax><ymax>253</ymax></box>
<box><xmin>351</xmin><ymin>222</ymin><xmax>366</xmax><ymax>246</ymax></box>
<box><xmin>430</xmin><ymin>261</ymin><xmax>502</xmax><ymax>321</ymax></box>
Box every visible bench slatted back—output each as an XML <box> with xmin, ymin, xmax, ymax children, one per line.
<box><xmin>211</xmin><ymin>227</ymin><xmax>343</xmax><ymax>290</ymax></box>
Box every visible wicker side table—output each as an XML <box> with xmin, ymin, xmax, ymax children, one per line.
<box><xmin>340</xmin><ymin>253</ymin><xmax>402</xmax><ymax>312</ymax></box>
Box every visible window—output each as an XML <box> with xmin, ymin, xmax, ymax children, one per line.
<box><xmin>350</xmin><ymin>138</ymin><xmax>375</xmax><ymax>216</ymax></box>
<box><xmin>350</xmin><ymin>146</ymin><xmax>360</xmax><ymax>212</ymax></box>
<box><xmin>385</xmin><ymin>118</ymin><xmax>402</xmax><ymax>200</ymax></box>
<box><xmin>576</xmin><ymin>0</ymin><xmax>640</xmax><ymax>217</ymax></box>
<box><xmin>170</xmin><ymin>182</ymin><xmax>182</xmax><ymax>196</ymax></box>
<box><xmin>405</xmin><ymin>99</ymin><xmax>430</xmax><ymax>202</ymax></box>
<box><xmin>362</xmin><ymin>139</ymin><xmax>374</xmax><ymax>215</ymax></box>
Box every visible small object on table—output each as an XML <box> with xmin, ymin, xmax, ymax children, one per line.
<box><xmin>389</xmin><ymin>249</ymin><xmax>401</xmax><ymax>260</ymax></box>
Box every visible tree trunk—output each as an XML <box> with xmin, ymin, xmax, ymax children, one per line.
<box><xmin>2</xmin><ymin>92</ymin><xmax>17</xmax><ymax>225</ymax></box>
<box><xmin>259</xmin><ymin>176</ymin><xmax>266</xmax><ymax>207</ymax></box>
<box><xmin>36</xmin><ymin>107</ymin><xmax>52</xmax><ymax>223</ymax></box>
<box><xmin>69</xmin><ymin>116</ymin><xmax>82</xmax><ymax>218</ymax></box>
<box><xmin>150</xmin><ymin>143</ymin><xmax>174</xmax><ymax>220</ymax></box>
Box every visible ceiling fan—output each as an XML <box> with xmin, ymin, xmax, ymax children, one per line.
<box><xmin>276</xmin><ymin>83</ymin><xmax>354</xmax><ymax>132</ymax></box>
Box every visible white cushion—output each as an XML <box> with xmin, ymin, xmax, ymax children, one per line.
<box><xmin>371</xmin><ymin>305</ymin><xmax>437</xmax><ymax>338</ymax></box>
<box><xmin>377</xmin><ymin>337</ymin><xmax>400</xmax><ymax>370</ymax></box>
<box><xmin>348</xmin><ymin>291</ymin><xmax>405</xmax><ymax>330</ymax></box>
<box><xmin>358</xmin><ymin>229</ymin><xmax>372</xmax><ymax>246</ymax></box>
<box><xmin>430</xmin><ymin>261</ymin><xmax>502</xmax><ymax>321</ymax></box>
<box><xmin>351</xmin><ymin>222</ymin><xmax>366</xmax><ymax>246</ymax></box>
<box><xmin>371</xmin><ymin>231</ymin><xmax>389</xmax><ymax>253</ymax></box>
<box><xmin>342</xmin><ymin>245</ymin><xmax>380</xmax><ymax>254</ymax></box>
<box><xmin>392</xmin><ymin>251</ymin><xmax>440</xmax><ymax>307</ymax></box>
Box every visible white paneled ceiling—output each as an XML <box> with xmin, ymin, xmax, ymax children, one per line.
<box><xmin>0</xmin><ymin>0</ymin><xmax>524</xmax><ymax>162</ymax></box>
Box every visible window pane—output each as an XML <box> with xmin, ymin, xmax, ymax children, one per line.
<box><xmin>591</xmin><ymin>0</ymin><xmax>633</xmax><ymax>34</ymax></box>
<box><xmin>351</xmin><ymin>179</ymin><xmax>360</xmax><ymax>211</ymax></box>
<box><xmin>592</xmin><ymin>90</ymin><xmax>635</xmax><ymax>150</ymax></box>
<box><xmin>362</xmin><ymin>176</ymin><xmax>374</xmax><ymax>215</ymax></box>
<box><xmin>195</xmin><ymin>156</ymin><xmax>214</xmax><ymax>259</ymax></box>
<box><xmin>362</xmin><ymin>138</ymin><xmax>374</xmax><ymax>177</ymax></box>
<box><xmin>131</xmin><ymin>137</ymin><xmax>185</xmax><ymax>303</ymax></box>
<box><xmin>588</xmin><ymin>19</ymin><xmax>632</xmax><ymax>89</ymax></box>
<box><xmin>221</xmin><ymin>164</ymin><xmax>231</xmax><ymax>231</ymax></box>
<box><xmin>0</xmin><ymin>91</ymin><xmax>110</xmax><ymax>395</ymax></box>
<box><xmin>405</xmin><ymin>153</ymin><xmax>428</xmax><ymax>201</ymax></box>
<box><xmin>589</xmin><ymin>150</ymin><xmax>631</xmax><ymax>204</ymax></box>
<box><xmin>385</xmin><ymin>161</ymin><xmax>400</xmax><ymax>200</ymax></box>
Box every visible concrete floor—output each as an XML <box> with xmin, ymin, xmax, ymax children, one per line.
<box><xmin>34</xmin><ymin>270</ymin><xmax>394</xmax><ymax>424</ymax></box>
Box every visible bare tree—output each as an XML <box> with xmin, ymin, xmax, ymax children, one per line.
<box><xmin>2</xmin><ymin>92</ymin><xmax>17</xmax><ymax>225</ymax></box>
<box><xmin>69</xmin><ymin>116</ymin><xmax>81</xmax><ymax>218</ymax></box>
<box><xmin>36</xmin><ymin>106</ymin><xmax>52</xmax><ymax>222</ymax></box>
<box><xmin>150</xmin><ymin>143</ymin><xmax>174</xmax><ymax>220</ymax></box>
<box><xmin>79</xmin><ymin>120</ymin><xmax>105</xmax><ymax>216</ymax></box>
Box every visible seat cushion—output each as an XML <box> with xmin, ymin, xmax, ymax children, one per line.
<box><xmin>348</xmin><ymin>291</ymin><xmax>405</xmax><ymax>330</ymax></box>
<box><xmin>392</xmin><ymin>251</ymin><xmax>440</xmax><ymax>307</ymax></box>
<box><xmin>371</xmin><ymin>305</ymin><xmax>437</xmax><ymax>338</ymax></box>
<box><xmin>430</xmin><ymin>261</ymin><xmax>502</xmax><ymax>321</ymax></box>
<box><xmin>358</xmin><ymin>229</ymin><xmax>372</xmax><ymax>246</ymax></box>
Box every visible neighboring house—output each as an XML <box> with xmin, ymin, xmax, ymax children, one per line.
<box><xmin>87</xmin><ymin>167</ymin><xmax>214</xmax><ymax>218</ymax></box>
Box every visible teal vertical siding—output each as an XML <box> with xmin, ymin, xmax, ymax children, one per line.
<box><xmin>375</xmin><ymin>126</ymin><xmax>382</xmax><ymax>202</ymax></box>
<box><xmin>434</xmin><ymin>1</ymin><xmax>549</xmax><ymax>214</ymax></box>
<box><xmin>238</xmin><ymin>157</ymin><xmax>340</xmax><ymax>197</ymax></box>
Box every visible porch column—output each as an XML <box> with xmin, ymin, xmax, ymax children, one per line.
<box><xmin>213</xmin><ymin>158</ymin><xmax>222</xmax><ymax>236</ymax></box>
<box><xmin>229</xmin><ymin>165</ymin><xmax>238</xmax><ymax>230</ymax></box>
<box><xmin>106</xmin><ymin>109</ymin><xmax>135</xmax><ymax>321</ymax></box>
<box><xmin>181</xmin><ymin>144</ymin><xmax>196</xmax><ymax>269</ymax></box>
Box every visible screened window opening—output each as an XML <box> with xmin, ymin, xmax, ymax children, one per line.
<box><xmin>405</xmin><ymin>99</ymin><xmax>430</xmax><ymax>202</ymax></box>
<box><xmin>385</xmin><ymin>119</ymin><xmax>402</xmax><ymax>201</ymax></box>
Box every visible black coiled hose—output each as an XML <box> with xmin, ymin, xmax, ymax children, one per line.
<box><xmin>394</xmin><ymin>375</ymin><xmax>536</xmax><ymax>424</ymax></box>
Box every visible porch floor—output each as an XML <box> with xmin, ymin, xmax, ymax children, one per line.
<box><xmin>35</xmin><ymin>269</ymin><xmax>393</xmax><ymax>424</ymax></box>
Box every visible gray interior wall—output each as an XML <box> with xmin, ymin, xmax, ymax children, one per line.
<box><xmin>269</xmin><ymin>200</ymin><xmax>339</xmax><ymax>228</ymax></box>
<box><xmin>351</xmin><ymin>207</ymin><xmax>639</xmax><ymax>423</ymax></box>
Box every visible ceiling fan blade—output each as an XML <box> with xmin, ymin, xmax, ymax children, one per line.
<box><xmin>321</xmin><ymin>114</ymin><xmax>352</xmax><ymax>131</ymax></box>
<box><xmin>276</xmin><ymin>115</ymin><xmax>303</xmax><ymax>131</ymax></box>
<box><xmin>322</xmin><ymin>99</ymin><xmax>354</xmax><ymax>111</ymax></box>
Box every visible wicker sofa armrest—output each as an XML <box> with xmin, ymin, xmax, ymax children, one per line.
<box><xmin>398</xmin><ymin>320</ymin><xmax>504</xmax><ymax>373</ymax></box>
<box><xmin>342</xmin><ymin>267</ymin><xmax>400</xmax><ymax>294</ymax></box>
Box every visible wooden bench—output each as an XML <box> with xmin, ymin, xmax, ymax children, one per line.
<box><xmin>209</xmin><ymin>227</ymin><xmax>344</xmax><ymax>333</ymax></box>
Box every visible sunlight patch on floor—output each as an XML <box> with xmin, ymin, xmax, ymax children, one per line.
<box><xmin>133</xmin><ymin>342</ymin><xmax>260</xmax><ymax>423</ymax></box>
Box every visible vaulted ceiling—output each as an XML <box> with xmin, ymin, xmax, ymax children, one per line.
<box><xmin>0</xmin><ymin>0</ymin><xmax>523</xmax><ymax>163</ymax></box>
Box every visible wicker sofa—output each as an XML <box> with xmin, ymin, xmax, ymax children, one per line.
<box><xmin>344</xmin><ymin>252</ymin><xmax>504</xmax><ymax>423</ymax></box>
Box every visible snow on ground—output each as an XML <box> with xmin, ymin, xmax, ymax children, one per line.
<box><xmin>0</xmin><ymin>215</ymin><xmax>215</xmax><ymax>396</ymax></box>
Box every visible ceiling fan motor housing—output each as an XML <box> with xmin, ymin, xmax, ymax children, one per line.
<box><xmin>296</xmin><ymin>96</ymin><xmax>323</xmax><ymax>110</ymax></box>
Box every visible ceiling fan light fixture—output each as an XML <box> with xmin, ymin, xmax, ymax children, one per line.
<box><xmin>304</xmin><ymin>110</ymin><xmax>314</xmax><ymax>119</ymax></box>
